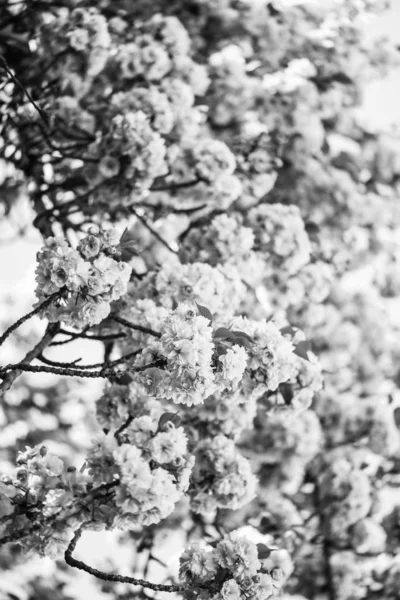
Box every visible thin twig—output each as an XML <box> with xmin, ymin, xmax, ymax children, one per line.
<box><xmin>110</xmin><ymin>315</ymin><xmax>161</xmax><ymax>338</ymax></box>
<box><xmin>150</xmin><ymin>178</ymin><xmax>200</xmax><ymax>192</ymax></box>
<box><xmin>0</xmin><ymin>291</ymin><xmax>62</xmax><ymax>349</ymax></box>
<box><xmin>0</xmin><ymin>322</ymin><xmax>60</xmax><ymax>394</ymax></box>
<box><xmin>130</xmin><ymin>208</ymin><xmax>178</xmax><ymax>255</ymax></box>
<box><xmin>39</xmin><ymin>348</ymin><xmax>142</xmax><ymax>370</ymax></box>
<box><xmin>37</xmin><ymin>353</ymin><xmax>83</xmax><ymax>368</ymax></box>
<box><xmin>49</xmin><ymin>329</ymin><xmax>127</xmax><ymax>346</ymax></box>
<box><xmin>114</xmin><ymin>414</ymin><xmax>134</xmax><ymax>440</ymax></box>
<box><xmin>0</xmin><ymin>55</ymin><xmax>48</xmax><ymax>125</ymax></box>
<box><xmin>313</xmin><ymin>480</ymin><xmax>336</xmax><ymax>600</ymax></box>
<box><xmin>0</xmin><ymin>480</ymin><xmax>120</xmax><ymax>548</ymax></box>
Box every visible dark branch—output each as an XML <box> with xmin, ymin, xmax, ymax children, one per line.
<box><xmin>110</xmin><ymin>315</ymin><xmax>161</xmax><ymax>338</ymax></box>
<box><xmin>0</xmin><ymin>291</ymin><xmax>63</xmax><ymax>349</ymax></box>
<box><xmin>0</xmin><ymin>322</ymin><xmax>61</xmax><ymax>394</ymax></box>
<box><xmin>65</xmin><ymin>525</ymin><xmax>182</xmax><ymax>593</ymax></box>
<box><xmin>0</xmin><ymin>55</ymin><xmax>49</xmax><ymax>125</ymax></box>
<box><xmin>130</xmin><ymin>208</ymin><xmax>178</xmax><ymax>255</ymax></box>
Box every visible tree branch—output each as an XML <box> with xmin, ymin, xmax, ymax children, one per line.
<box><xmin>0</xmin><ymin>359</ymin><xmax>163</xmax><ymax>385</ymax></box>
<box><xmin>0</xmin><ymin>55</ymin><xmax>49</xmax><ymax>125</ymax></box>
<box><xmin>314</xmin><ymin>480</ymin><xmax>336</xmax><ymax>600</ymax></box>
<box><xmin>38</xmin><ymin>348</ymin><xmax>142</xmax><ymax>370</ymax></box>
<box><xmin>0</xmin><ymin>291</ymin><xmax>62</xmax><ymax>349</ymax></box>
<box><xmin>130</xmin><ymin>208</ymin><xmax>178</xmax><ymax>255</ymax></box>
<box><xmin>65</xmin><ymin>525</ymin><xmax>182</xmax><ymax>593</ymax></box>
<box><xmin>110</xmin><ymin>315</ymin><xmax>161</xmax><ymax>338</ymax></box>
<box><xmin>0</xmin><ymin>322</ymin><xmax>60</xmax><ymax>394</ymax></box>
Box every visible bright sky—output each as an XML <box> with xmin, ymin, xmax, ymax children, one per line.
<box><xmin>361</xmin><ymin>0</ymin><xmax>400</xmax><ymax>129</ymax></box>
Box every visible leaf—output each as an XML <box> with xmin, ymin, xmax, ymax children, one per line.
<box><xmin>116</xmin><ymin>227</ymin><xmax>138</xmax><ymax>261</ymax></box>
<box><xmin>158</xmin><ymin>412</ymin><xmax>181</xmax><ymax>431</ymax></box>
<box><xmin>293</xmin><ymin>341</ymin><xmax>311</xmax><ymax>362</ymax></box>
<box><xmin>214</xmin><ymin>568</ymin><xmax>231</xmax><ymax>583</ymax></box>
<box><xmin>394</xmin><ymin>407</ymin><xmax>400</xmax><ymax>430</ymax></box>
<box><xmin>117</xmin><ymin>227</ymin><xmax>137</xmax><ymax>248</ymax></box>
<box><xmin>331</xmin><ymin>72</ymin><xmax>353</xmax><ymax>85</ymax></box>
<box><xmin>213</xmin><ymin>328</ymin><xmax>254</xmax><ymax>347</ymax></box>
<box><xmin>196</xmin><ymin>303</ymin><xmax>213</xmax><ymax>324</ymax></box>
<box><xmin>231</xmin><ymin>331</ymin><xmax>255</xmax><ymax>344</ymax></box>
<box><xmin>280</xmin><ymin>383</ymin><xmax>294</xmax><ymax>405</ymax></box>
<box><xmin>305</xmin><ymin>221</ymin><xmax>320</xmax><ymax>236</ymax></box>
<box><xmin>119</xmin><ymin>227</ymin><xmax>133</xmax><ymax>245</ymax></box>
<box><xmin>214</xmin><ymin>343</ymin><xmax>229</xmax><ymax>357</ymax></box>
<box><xmin>230</xmin><ymin>335</ymin><xmax>253</xmax><ymax>349</ymax></box>
<box><xmin>120</xmin><ymin>245</ymin><xmax>138</xmax><ymax>261</ymax></box>
<box><xmin>257</xmin><ymin>543</ymin><xmax>273</xmax><ymax>560</ymax></box>
<box><xmin>214</xmin><ymin>327</ymin><xmax>233</xmax><ymax>340</ymax></box>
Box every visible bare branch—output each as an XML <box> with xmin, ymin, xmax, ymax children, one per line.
<box><xmin>65</xmin><ymin>525</ymin><xmax>182</xmax><ymax>593</ymax></box>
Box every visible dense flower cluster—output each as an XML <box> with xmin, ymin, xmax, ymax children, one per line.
<box><xmin>39</xmin><ymin>6</ymin><xmax>111</xmax><ymax>93</ymax></box>
<box><xmin>134</xmin><ymin>261</ymin><xmax>246</xmax><ymax>315</ymax></box>
<box><xmin>135</xmin><ymin>303</ymin><xmax>249</xmax><ymax>406</ymax></box>
<box><xmin>247</xmin><ymin>203</ymin><xmax>312</xmax><ymax>279</ymax></box>
<box><xmin>179</xmin><ymin>532</ymin><xmax>285</xmax><ymax>600</ymax></box>
<box><xmin>95</xmin><ymin>382</ymin><xmax>160</xmax><ymax>431</ymax></box>
<box><xmin>179</xmin><ymin>214</ymin><xmax>255</xmax><ymax>271</ymax></box>
<box><xmin>35</xmin><ymin>228</ymin><xmax>131</xmax><ymax>327</ymax></box>
<box><xmin>190</xmin><ymin>436</ymin><xmax>257</xmax><ymax>516</ymax></box>
<box><xmin>0</xmin><ymin>444</ymin><xmax>89</xmax><ymax>557</ymax></box>
<box><xmin>225</xmin><ymin>317</ymin><xmax>323</xmax><ymax>410</ymax></box>
<box><xmin>189</xmin><ymin>390</ymin><xmax>257</xmax><ymax>441</ymax></box>
<box><xmin>97</xmin><ymin>111</ymin><xmax>168</xmax><ymax>188</ymax></box>
<box><xmin>87</xmin><ymin>414</ymin><xmax>193</xmax><ymax>528</ymax></box>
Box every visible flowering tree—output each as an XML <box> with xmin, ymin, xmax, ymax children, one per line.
<box><xmin>1</xmin><ymin>1</ymin><xmax>400</xmax><ymax>599</ymax></box>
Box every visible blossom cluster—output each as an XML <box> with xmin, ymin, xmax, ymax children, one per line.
<box><xmin>135</xmin><ymin>303</ymin><xmax>249</xmax><ymax>406</ymax></box>
<box><xmin>35</xmin><ymin>228</ymin><xmax>131</xmax><ymax>328</ymax></box>
<box><xmin>243</xmin><ymin>409</ymin><xmax>322</xmax><ymax>496</ymax></box>
<box><xmin>40</xmin><ymin>6</ymin><xmax>111</xmax><ymax>94</ymax></box>
<box><xmin>95</xmin><ymin>382</ymin><xmax>160</xmax><ymax>431</ymax></box>
<box><xmin>134</xmin><ymin>260</ymin><xmax>246</xmax><ymax>316</ymax></box>
<box><xmin>179</xmin><ymin>214</ymin><xmax>255</xmax><ymax>271</ymax></box>
<box><xmin>190</xmin><ymin>435</ymin><xmax>257</xmax><ymax>516</ymax></box>
<box><xmin>189</xmin><ymin>390</ymin><xmax>257</xmax><ymax>441</ymax></box>
<box><xmin>246</xmin><ymin>203</ymin><xmax>312</xmax><ymax>280</ymax></box>
<box><xmin>87</xmin><ymin>414</ymin><xmax>194</xmax><ymax>528</ymax></box>
<box><xmin>0</xmin><ymin>444</ymin><xmax>89</xmax><ymax>558</ymax></box>
<box><xmin>318</xmin><ymin>453</ymin><xmax>375</xmax><ymax>547</ymax></box>
<box><xmin>97</xmin><ymin>111</ymin><xmax>168</xmax><ymax>189</ymax></box>
<box><xmin>179</xmin><ymin>532</ymin><xmax>287</xmax><ymax>600</ymax></box>
<box><xmin>227</xmin><ymin>317</ymin><xmax>323</xmax><ymax>411</ymax></box>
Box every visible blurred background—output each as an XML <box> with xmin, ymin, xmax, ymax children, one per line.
<box><xmin>1</xmin><ymin>0</ymin><xmax>400</xmax><ymax>301</ymax></box>
<box><xmin>1</xmin><ymin>2</ymin><xmax>400</xmax><ymax>599</ymax></box>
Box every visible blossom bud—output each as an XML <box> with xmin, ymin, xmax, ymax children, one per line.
<box><xmin>271</xmin><ymin>568</ymin><xmax>284</xmax><ymax>581</ymax></box>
